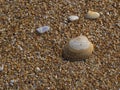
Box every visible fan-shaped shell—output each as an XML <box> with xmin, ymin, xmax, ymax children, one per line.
<box><xmin>62</xmin><ymin>35</ymin><xmax>94</xmax><ymax>61</ymax></box>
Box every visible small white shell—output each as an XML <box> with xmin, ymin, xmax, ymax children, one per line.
<box><xmin>68</xmin><ymin>15</ymin><xmax>79</xmax><ymax>21</ymax></box>
<box><xmin>36</xmin><ymin>26</ymin><xmax>50</xmax><ymax>33</ymax></box>
<box><xmin>85</xmin><ymin>11</ymin><xmax>100</xmax><ymax>19</ymax></box>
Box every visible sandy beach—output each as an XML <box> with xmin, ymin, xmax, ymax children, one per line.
<box><xmin>0</xmin><ymin>0</ymin><xmax>120</xmax><ymax>90</ymax></box>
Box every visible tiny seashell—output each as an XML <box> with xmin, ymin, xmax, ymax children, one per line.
<box><xmin>0</xmin><ymin>64</ymin><xmax>4</xmax><ymax>72</ymax></box>
<box><xmin>62</xmin><ymin>35</ymin><xmax>94</xmax><ymax>61</ymax></box>
<box><xmin>36</xmin><ymin>26</ymin><xmax>50</xmax><ymax>33</ymax></box>
<box><xmin>85</xmin><ymin>11</ymin><xmax>100</xmax><ymax>19</ymax></box>
<box><xmin>68</xmin><ymin>15</ymin><xmax>79</xmax><ymax>21</ymax></box>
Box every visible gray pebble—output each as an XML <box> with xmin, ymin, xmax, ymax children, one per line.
<box><xmin>36</xmin><ymin>26</ymin><xmax>50</xmax><ymax>33</ymax></box>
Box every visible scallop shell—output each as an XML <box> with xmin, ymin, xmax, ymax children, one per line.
<box><xmin>62</xmin><ymin>35</ymin><xmax>94</xmax><ymax>61</ymax></box>
<box><xmin>36</xmin><ymin>26</ymin><xmax>50</xmax><ymax>33</ymax></box>
<box><xmin>68</xmin><ymin>15</ymin><xmax>79</xmax><ymax>21</ymax></box>
<box><xmin>85</xmin><ymin>11</ymin><xmax>100</xmax><ymax>19</ymax></box>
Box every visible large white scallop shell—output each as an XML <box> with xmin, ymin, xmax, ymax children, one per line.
<box><xmin>62</xmin><ymin>35</ymin><xmax>94</xmax><ymax>61</ymax></box>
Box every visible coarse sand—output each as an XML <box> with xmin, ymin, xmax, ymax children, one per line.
<box><xmin>0</xmin><ymin>0</ymin><xmax>120</xmax><ymax>90</ymax></box>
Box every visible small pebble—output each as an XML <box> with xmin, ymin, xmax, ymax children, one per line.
<box><xmin>36</xmin><ymin>26</ymin><xmax>50</xmax><ymax>33</ymax></box>
<box><xmin>10</xmin><ymin>80</ymin><xmax>16</xmax><ymax>86</ymax></box>
<box><xmin>68</xmin><ymin>15</ymin><xmax>79</xmax><ymax>21</ymax></box>
<box><xmin>0</xmin><ymin>64</ymin><xmax>4</xmax><ymax>72</ymax></box>
<box><xmin>35</xmin><ymin>67</ymin><xmax>41</xmax><ymax>71</ymax></box>
<box><xmin>17</xmin><ymin>45</ymin><xmax>23</xmax><ymax>51</ymax></box>
<box><xmin>85</xmin><ymin>11</ymin><xmax>100</xmax><ymax>19</ymax></box>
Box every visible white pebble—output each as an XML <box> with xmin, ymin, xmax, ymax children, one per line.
<box><xmin>35</xmin><ymin>67</ymin><xmax>41</xmax><ymax>71</ymax></box>
<box><xmin>17</xmin><ymin>45</ymin><xmax>23</xmax><ymax>51</ymax></box>
<box><xmin>36</xmin><ymin>26</ymin><xmax>50</xmax><ymax>33</ymax></box>
<box><xmin>85</xmin><ymin>11</ymin><xmax>100</xmax><ymax>19</ymax></box>
<box><xmin>10</xmin><ymin>80</ymin><xmax>15</xmax><ymax>86</ymax></box>
<box><xmin>68</xmin><ymin>15</ymin><xmax>79</xmax><ymax>21</ymax></box>
<box><xmin>0</xmin><ymin>64</ymin><xmax>4</xmax><ymax>72</ymax></box>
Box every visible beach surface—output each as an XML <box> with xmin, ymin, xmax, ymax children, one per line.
<box><xmin>0</xmin><ymin>0</ymin><xmax>120</xmax><ymax>90</ymax></box>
